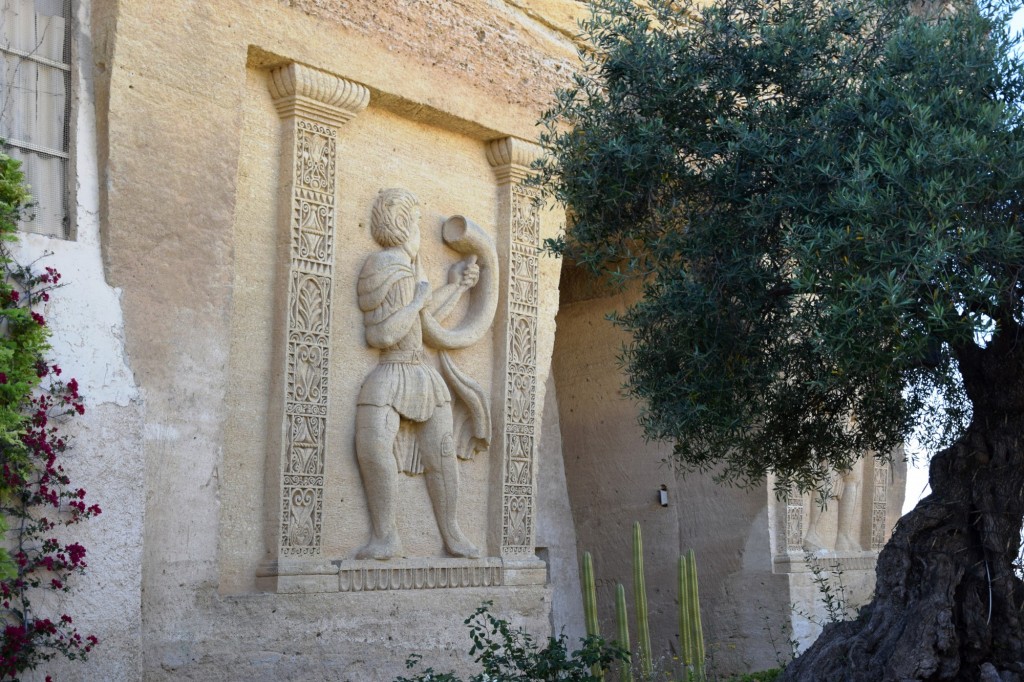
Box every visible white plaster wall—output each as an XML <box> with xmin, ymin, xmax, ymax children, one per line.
<box><xmin>13</xmin><ymin>0</ymin><xmax>144</xmax><ymax>678</ymax></box>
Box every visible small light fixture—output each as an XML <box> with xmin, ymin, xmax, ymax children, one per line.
<box><xmin>658</xmin><ymin>484</ymin><xmax>669</xmax><ymax>507</ymax></box>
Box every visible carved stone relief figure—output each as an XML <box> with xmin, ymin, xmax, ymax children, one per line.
<box><xmin>355</xmin><ymin>188</ymin><xmax>498</xmax><ymax>560</ymax></box>
<box><xmin>804</xmin><ymin>464</ymin><xmax>862</xmax><ymax>552</ymax></box>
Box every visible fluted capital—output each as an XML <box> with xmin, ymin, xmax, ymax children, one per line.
<box><xmin>269</xmin><ymin>63</ymin><xmax>370</xmax><ymax>127</ymax></box>
<box><xmin>486</xmin><ymin>137</ymin><xmax>542</xmax><ymax>184</ymax></box>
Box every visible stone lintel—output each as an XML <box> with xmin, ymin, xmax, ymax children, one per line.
<box><xmin>486</xmin><ymin>137</ymin><xmax>542</xmax><ymax>184</ymax></box>
<box><xmin>269</xmin><ymin>62</ymin><xmax>370</xmax><ymax>126</ymax></box>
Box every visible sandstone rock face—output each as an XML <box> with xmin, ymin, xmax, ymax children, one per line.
<box><xmin>552</xmin><ymin>263</ymin><xmax>906</xmax><ymax>676</ymax></box>
<box><xmin>553</xmin><ymin>266</ymin><xmax>793</xmax><ymax>676</ymax></box>
<box><xmin>48</xmin><ymin>0</ymin><xmax>575</xmax><ymax>679</ymax></box>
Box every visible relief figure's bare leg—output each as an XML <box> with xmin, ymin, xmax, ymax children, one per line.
<box><xmin>834</xmin><ymin>480</ymin><xmax>861</xmax><ymax>551</ymax></box>
<box><xmin>420</xmin><ymin>405</ymin><xmax>480</xmax><ymax>558</ymax></box>
<box><xmin>355</xmin><ymin>404</ymin><xmax>403</xmax><ymax>560</ymax></box>
<box><xmin>803</xmin><ymin>497</ymin><xmax>829</xmax><ymax>551</ymax></box>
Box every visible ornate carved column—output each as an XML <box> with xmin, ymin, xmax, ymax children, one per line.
<box><xmin>785</xmin><ymin>486</ymin><xmax>805</xmax><ymax>553</ymax></box>
<box><xmin>264</xmin><ymin>64</ymin><xmax>369</xmax><ymax>568</ymax></box>
<box><xmin>486</xmin><ymin>138</ymin><xmax>543</xmax><ymax>561</ymax></box>
<box><xmin>869</xmin><ymin>459</ymin><xmax>891</xmax><ymax>551</ymax></box>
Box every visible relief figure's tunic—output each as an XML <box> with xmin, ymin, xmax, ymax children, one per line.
<box><xmin>357</xmin><ymin>257</ymin><xmax>449</xmax><ymax>473</ymax></box>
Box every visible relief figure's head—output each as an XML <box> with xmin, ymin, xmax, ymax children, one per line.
<box><xmin>371</xmin><ymin>188</ymin><xmax>421</xmax><ymax>257</ymax></box>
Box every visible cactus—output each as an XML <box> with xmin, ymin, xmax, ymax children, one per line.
<box><xmin>582</xmin><ymin>551</ymin><xmax>600</xmax><ymax>638</ymax></box>
<box><xmin>679</xmin><ymin>549</ymin><xmax>706</xmax><ymax>681</ymax></box>
<box><xmin>581</xmin><ymin>526</ymin><xmax>707</xmax><ymax>682</ymax></box>
<box><xmin>678</xmin><ymin>555</ymin><xmax>693</xmax><ymax>673</ymax></box>
<box><xmin>633</xmin><ymin>522</ymin><xmax>653</xmax><ymax>679</ymax></box>
<box><xmin>615</xmin><ymin>583</ymin><xmax>634</xmax><ymax>682</ymax></box>
<box><xmin>581</xmin><ymin>551</ymin><xmax>604</xmax><ymax>681</ymax></box>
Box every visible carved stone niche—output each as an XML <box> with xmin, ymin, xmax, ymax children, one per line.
<box><xmin>254</xmin><ymin>61</ymin><xmax>548</xmax><ymax>591</ymax></box>
<box><xmin>772</xmin><ymin>459</ymin><xmax>873</xmax><ymax>571</ymax></box>
<box><xmin>768</xmin><ymin>452</ymin><xmax>906</xmax><ymax>648</ymax></box>
<box><xmin>770</xmin><ymin>454</ymin><xmax>905</xmax><ymax>571</ymax></box>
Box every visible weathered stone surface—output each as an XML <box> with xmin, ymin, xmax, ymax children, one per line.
<box><xmin>142</xmin><ymin>585</ymin><xmax>551</xmax><ymax>681</ymax></box>
<box><xmin>14</xmin><ymin>0</ymin><xmax>907</xmax><ymax>679</ymax></box>
<box><xmin>83</xmin><ymin>0</ymin><xmax>574</xmax><ymax>677</ymax></box>
<box><xmin>501</xmin><ymin>0</ymin><xmax>592</xmax><ymax>40</ymax></box>
<box><xmin>537</xmin><ymin>374</ymin><xmax>586</xmax><ymax>642</ymax></box>
<box><xmin>553</xmin><ymin>267</ymin><xmax>793</xmax><ymax>676</ymax></box>
<box><xmin>280</xmin><ymin>0</ymin><xmax>577</xmax><ymax>113</ymax></box>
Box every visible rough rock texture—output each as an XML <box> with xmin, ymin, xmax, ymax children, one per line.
<box><xmin>552</xmin><ymin>265</ymin><xmax>792</xmax><ymax>676</ymax></box>
<box><xmin>281</xmin><ymin>0</ymin><xmax>579</xmax><ymax>112</ymax></box>
<box><xmin>77</xmin><ymin>0</ymin><xmax>576</xmax><ymax>678</ymax></box>
<box><xmin>538</xmin><ymin>374</ymin><xmax>587</xmax><ymax>642</ymax></box>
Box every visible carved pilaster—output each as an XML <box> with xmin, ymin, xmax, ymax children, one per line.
<box><xmin>870</xmin><ymin>460</ymin><xmax>890</xmax><ymax>551</ymax></box>
<box><xmin>266</xmin><ymin>64</ymin><xmax>368</xmax><ymax>565</ymax></box>
<box><xmin>488</xmin><ymin>137</ymin><xmax>542</xmax><ymax>560</ymax></box>
<box><xmin>785</xmin><ymin>486</ymin><xmax>805</xmax><ymax>552</ymax></box>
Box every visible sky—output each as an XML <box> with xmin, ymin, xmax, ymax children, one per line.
<box><xmin>903</xmin><ymin>6</ymin><xmax>1024</xmax><ymax>514</ymax></box>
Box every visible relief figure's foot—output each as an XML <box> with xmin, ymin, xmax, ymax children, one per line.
<box><xmin>834</xmin><ymin>533</ymin><xmax>860</xmax><ymax>552</ymax></box>
<box><xmin>356</xmin><ymin>534</ymin><xmax>403</xmax><ymax>560</ymax></box>
<box><xmin>442</xmin><ymin>527</ymin><xmax>480</xmax><ymax>559</ymax></box>
<box><xmin>802</xmin><ymin>529</ymin><xmax>827</xmax><ymax>552</ymax></box>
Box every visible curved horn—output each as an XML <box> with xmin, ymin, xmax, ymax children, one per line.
<box><xmin>420</xmin><ymin>216</ymin><xmax>499</xmax><ymax>350</ymax></box>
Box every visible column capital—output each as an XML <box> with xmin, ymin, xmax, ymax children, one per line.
<box><xmin>268</xmin><ymin>63</ymin><xmax>370</xmax><ymax>127</ymax></box>
<box><xmin>486</xmin><ymin>137</ymin><xmax>542</xmax><ymax>184</ymax></box>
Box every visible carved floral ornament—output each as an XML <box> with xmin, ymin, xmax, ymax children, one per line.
<box><xmin>489</xmin><ymin>141</ymin><xmax>544</xmax><ymax>561</ymax></box>
<box><xmin>268</xmin><ymin>64</ymin><xmax>368</xmax><ymax>559</ymax></box>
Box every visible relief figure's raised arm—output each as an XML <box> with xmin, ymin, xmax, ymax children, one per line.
<box><xmin>425</xmin><ymin>257</ymin><xmax>480</xmax><ymax>323</ymax></box>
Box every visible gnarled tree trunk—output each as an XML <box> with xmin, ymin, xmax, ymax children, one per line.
<box><xmin>782</xmin><ymin>338</ymin><xmax>1024</xmax><ymax>681</ymax></box>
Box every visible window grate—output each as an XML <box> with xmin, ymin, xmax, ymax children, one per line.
<box><xmin>0</xmin><ymin>0</ymin><xmax>72</xmax><ymax>239</ymax></box>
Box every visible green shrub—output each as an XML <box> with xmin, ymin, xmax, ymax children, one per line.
<box><xmin>396</xmin><ymin>602</ymin><xmax>627</xmax><ymax>682</ymax></box>
<box><xmin>0</xmin><ymin>149</ymin><xmax>100</xmax><ymax>678</ymax></box>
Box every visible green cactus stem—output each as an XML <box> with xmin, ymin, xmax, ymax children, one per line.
<box><xmin>680</xmin><ymin>548</ymin><xmax>706</xmax><ymax>681</ymax></box>
<box><xmin>582</xmin><ymin>551</ymin><xmax>600</xmax><ymax>638</ymax></box>
<box><xmin>581</xmin><ymin>551</ymin><xmax>604</xmax><ymax>680</ymax></box>
<box><xmin>633</xmin><ymin>522</ymin><xmax>653</xmax><ymax>679</ymax></box>
<box><xmin>615</xmin><ymin>582</ymin><xmax>634</xmax><ymax>682</ymax></box>
<box><xmin>678</xmin><ymin>555</ymin><xmax>693</xmax><ymax>671</ymax></box>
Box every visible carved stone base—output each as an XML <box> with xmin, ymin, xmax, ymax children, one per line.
<box><xmin>772</xmin><ymin>549</ymin><xmax>880</xmax><ymax>574</ymax></box>
<box><xmin>256</xmin><ymin>557</ymin><xmax>547</xmax><ymax>594</ymax></box>
<box><xmin>778</xmin><ymin>550</ymin><xmax>881</xmax><ymax>652</ymax></box>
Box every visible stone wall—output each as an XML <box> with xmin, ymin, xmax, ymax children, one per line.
<box><xmin>11</xmin><ymin>1</ymin><xmax>145</xmax><ymax>679</ymax></box>
<box><xmin>36</xmin><ymin>0</ymin><xmax>584</xmax><ymax>679</ymax></box>
<box><xmin>11</xmin><ymin>0</ymin><xmax>908</xmax><ymax>679</ymax></box>
<box><xmin>553</xmin><ymin>262</ymin><xmax>906</xmax><ymax>676</ymax></box>
<box><xmin>769</xmin><ymin>456</ymin><xmax>907</xmax><ymax>650</ymax></box>
<box><xmin>553</xmin><ymin>264</ymin><xmax>793</xmax><ymax>676</ymax></box>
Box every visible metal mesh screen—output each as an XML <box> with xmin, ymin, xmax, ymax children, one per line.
<box><xmin>0</xmin><ymin>0</ymin><xmax>71</xmax><ymax>239</ymax></box>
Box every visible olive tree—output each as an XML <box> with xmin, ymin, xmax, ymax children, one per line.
<box><xmin>538</xmin><ymin>0</ymin><xmax>1024</xmax><ymax>678</ymax></box>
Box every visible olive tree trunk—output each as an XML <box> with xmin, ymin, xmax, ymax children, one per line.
<box><xmin>782</xmin><ymin>339</ymin><xmax>1024</xmax><ymax>681</ymax></box>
